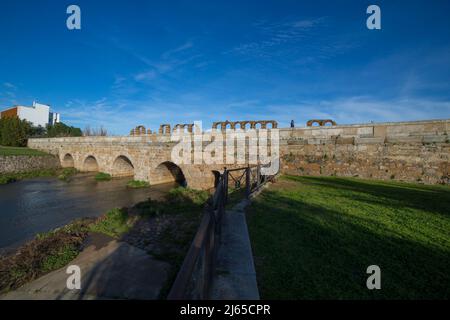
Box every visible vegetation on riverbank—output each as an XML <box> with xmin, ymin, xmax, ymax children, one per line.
<box><xmin>94</xmin><ymin>172</ymin><xmax>112</xmax><ymax>181</ymax></box>
<box><xmin>57</xmin><ymin>168</ymin><xmax>78</xmax><ymax>181</ymax></box>
<box><xmin>88</xmin><ymin>208</ymin><xmax>131</xmax><ymax>238</ymax></box>
<box><xmin>0</xmin><ymin>168</ymin><xmax>58</xmax><ymax>185</ymax></box>
<box><xmin>0</xmin><ymin>167</ymin><xmax>78</xmax><ymax>185</ymax></box>
<box><xmin>0</xmin><ymin>186</ymin><xmax>210</xmax><ymax>297</ymax></box>
<box><xmin>85</xmin><ymin>186</ymin><xmax>209</xmax><ymax>298</ymax></box>
<box><xmin>0</xmin><ymin>218</ymin><xmax>94</xmax><ymax>294</ymax></box>
<box><xmin>0</xmin><ymin>146</ymin><xmax>50</xmax><ymax>156</ymax></box>
<box><xmin>127</xmin><ymin>180</ymin><xmax>150</xmax><ymax>188</ymax></box>
<box><xmin>247</xmin><ymin>175</ymin><xmax>450</xmax><ymax>299</ymax></box>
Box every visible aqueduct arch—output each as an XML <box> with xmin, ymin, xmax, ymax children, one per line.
<box><xmin>306</xmin><ymin>119</ymin><xmax>337</xmax><ymax>127</ymax></box>
<box><xmin>212</xmin><ymin>120</ymin><xmax>278</xmax><ymax>131</ymax></box>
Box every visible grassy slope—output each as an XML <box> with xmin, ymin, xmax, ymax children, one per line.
<box><xmin>247</xmin><ymin>175</ymin><xmax>450</xmax><ymax>299</ymax></box>
<box><xmin>0</xmin><ymin>146</ymin><xmax>49</xmax><ymax>156</ymax></box>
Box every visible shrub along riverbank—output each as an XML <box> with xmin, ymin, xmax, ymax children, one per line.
<box><xmin>0</xmin><ymin>186</ymin><xmax>209</xmax><ymax>296</ymax></box>
<box><xmin>0</xmin><ymin>168</ymin><xmax>78</xmax><ymax>185</ymax></box>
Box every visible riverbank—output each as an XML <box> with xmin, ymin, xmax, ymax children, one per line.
<box><xmin>0</xmin><ymin>146</ymin><xmax>61</xmax><ymax>183</ymax></box>
<box><xmin>0</xmin><ymin>167</ymin><xmax>77</xmax><ymax>184</ymax></box>
<box><xmin>0</xmin><ymin>186</ymin><xmax>209</xmax><ymax>298</ymax></box>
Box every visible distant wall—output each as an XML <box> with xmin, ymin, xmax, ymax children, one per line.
<box><xmin>280</xmin><ymin>120</ymin><xmax>450</xmax><ymax>184</ymax></box>
<box><xmin>0</xmin><ymin>155</ymin><xmax>60</xmax><ymax>174</ymax></box>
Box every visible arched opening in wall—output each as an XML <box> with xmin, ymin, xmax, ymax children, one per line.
<box><xmin>212</xmin><ymin>170</ymin><xmax>221</xmax><ymax>188</ymax></box>
<box><xmin>324</xmin><ymin>121</ymin><xmax>333</xmax><ymax>126</ymax></box>
<box><xmin>311</xmin><ymin>121</ymin><xmax>320</xmax><ymax>127</ymax></box>
<box><xmin>153</xmin><ymin>161</ymin><xmax>186</xmax><ymax>186</ymax></box>
<box><xmin>62</xmin><ymin>154</ymin><xmax>74</xmax><ymax>167</ymax></box>
<box><xmin>255</xmin><ymin>123</ymin><xmax>262</xmax><ymax>129</ymax></box>
<box><xmin>83</xmin><ymin>156</ymin><xmax>99</xmax><ymax>172</ymax></box>
<box><xmin>112</xmin><ymin>155</ymin><xmax>134</xmax><ymax>177</ymax></box>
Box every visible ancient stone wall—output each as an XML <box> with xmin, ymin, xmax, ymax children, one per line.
<box><xmin>279</xmin><ymin>120</ymin><xmax>450</xmax><ymax>184</ymax></box>
<box><xmin>0</xmin><ymin>155</ymin><xmax>61</xmax><ymax>174</ymax></box>
<box><xmin>28</xmin><ymin>119</ymin><xmax>450</xmax><ymax>188</ymax></box>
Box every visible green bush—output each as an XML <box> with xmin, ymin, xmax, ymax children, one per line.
<box><xmin>40</xmin><ymin>245</ymin><xmax>79</xmax><ymax>273</ymax></box>
<box><xmin>127</xmin><ymin>180</ymin><xmax>150</xmax><ymax>188</ymax></box>
<box><xmin>95</xmin><ymin>172</ymin><xmax>111</xmax><ymax>181</ymax></box>
<box><xmin>0</xmin><ymin>168</ymin><xmax>59</xmax><ymax>185</ymax></box>
<box><xmin>46</xmin><ymin>122</ymin><xmax>82</xmax><ymax>138</ymax></box>
<box><xmin>89</xmin><ymin>208</ymin><xmax>130</xmax><ymax>237</ymax></box>
<box><xmin>0</xmin><ymin>116</ymin><xmax>32</xmax><ymax>147</ymax></box>
<box><xmin>0</xmin><ymin>117</ymin><xmax>82</xmax><ymax>146</ymax></box>
<box><xmin>58</xmin><ymin>168</ymin><xmax>78</xmax><ymax>181</ymax></box>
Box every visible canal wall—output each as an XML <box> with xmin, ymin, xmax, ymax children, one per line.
<box><xmin>0</xmin><ymin>155</ymin><xmax>61</xmax><ymax>174</ymax></box>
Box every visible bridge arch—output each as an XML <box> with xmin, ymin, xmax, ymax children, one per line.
<box><xmin>62</xmin><ymin>153</ymin><xmax>74</xmax><ymax>167</ymax></box>
<box><xmin>151</xmin><ymin>161</ymin><xmax>187</xmax><ymax>186</ymax></box>
<box><xmin>83</xmin><ymin>155</ymin><xmax>99</xmax><ymax>172</ymax></box>
<box><xmin>112</xmin><ymin>155</ymin><xmax>134</xmax><ymax>177</ymax></box>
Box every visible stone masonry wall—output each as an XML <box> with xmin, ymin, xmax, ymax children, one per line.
<box><xmin>0</xmin><ymin>155</ymin><xmax>61</xmax><ymax>174</ymax></box>
<box><xmin>28</xmin><ymin>119</ymin><xmax>450</xmax><ymax>188</ymax></box>
<box><xmin>279</xmin><ymin>120</ymin><xmax>450</xmax><ymax>184</ymax></box>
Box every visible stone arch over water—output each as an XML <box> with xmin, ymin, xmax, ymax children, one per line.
<box><xmin>112</xmin><ymin>155</ymin><xmax>134</xmax><ymax>177</ymax></box>
<box><xmin>151</xmin><ymin>161</ymin><xmax>187</xmax><ymax>186</ymax></box>
<box><xmin>62</xmin><ymin>153</ymin><xmax>74</xmax><ymax>168</ymax></box>
<box><xmin>83</xmin><ymin>155</ymin><xmax>99</xmax><ymax>172</ymax></box>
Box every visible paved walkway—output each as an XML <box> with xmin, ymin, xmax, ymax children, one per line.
<box><xmin>210</xmin><ymin>200</ymin><xmax>260</xmax><ymax>300</ymax></box>
<box><xmin>1</xmin><ymin>233</ymin><xmax>170</xmax><ymax>300</ymax></box>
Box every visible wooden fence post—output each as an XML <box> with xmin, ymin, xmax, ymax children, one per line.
<box><xmin>257</xmin><ymin>164</ymin><xmax>261</xmax><ymax>189</ymax></box>
<box><xmin>223</xmin><ymin>167</ymin><xmax>228</xmax><ymax>204</ymax></box>
<box><xmin>245</xmin><ymin>166</ymin><xmax>251</xmax><ymax>198</ymax></box>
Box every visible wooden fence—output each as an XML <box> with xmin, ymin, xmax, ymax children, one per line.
<box><xmin>167</xmin><ymin>164</ymin><xmax>275</xmax><ymax>299</ymax></box>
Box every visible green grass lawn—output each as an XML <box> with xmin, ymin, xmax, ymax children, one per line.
<box><xmin>0</xmin><ymin>146</ymin><xmax>49</xmax><ymax>156</ymax></box>
<box><xmin>247</xmin><ymin>175</ymin><xmax>450</xmax><ymax>299</ymax></box>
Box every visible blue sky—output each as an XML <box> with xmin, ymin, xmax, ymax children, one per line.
<box><xmin>1</xmin><ymin>0</ymin><xmax>449</xmax><ymax>134</ymax></box>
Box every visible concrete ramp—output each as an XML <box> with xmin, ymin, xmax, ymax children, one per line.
<box><xmin>1</xmin><ymin>233</ymin><xmax>170</xmax><ymax>300</ymax></box>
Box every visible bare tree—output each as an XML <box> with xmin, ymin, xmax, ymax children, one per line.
<box><xmin>83</xmin><ymin>125</ymin><xmax>108</xmax><ymax>136</ymax></box>
<box><xmin>83</xmin><ymin>125</ymin><xmax>92</xmax><ymax>137</ymax></box>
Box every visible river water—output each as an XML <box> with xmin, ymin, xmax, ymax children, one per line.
<box><xmin>0</xmin><ymin>174</ymin><xmax>175</xmax><ymax>253</ymax></box>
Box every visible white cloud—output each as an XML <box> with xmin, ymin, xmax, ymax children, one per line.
<box><xmin>3</xmin><ymin>82</ymin><xmax>16</xmax><ymax>89</ymax></box>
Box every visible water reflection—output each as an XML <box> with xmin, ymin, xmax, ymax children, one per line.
<box><xmin>0</xmin><ymin>174</ymin><xmax>175</xmax><ymax>253</ymax></box>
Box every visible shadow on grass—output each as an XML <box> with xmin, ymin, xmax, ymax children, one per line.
<box><xmin>247</xmin><ymin>181</ymin><xmax>450</xmax><ymax>300</ymax></box>
<box><xmin>286</xmin><ymin>175</ymin><xmax>450</xmax><ymax>217</ymax></box>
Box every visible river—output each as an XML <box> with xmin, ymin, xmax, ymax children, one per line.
<box><xmin>0</xmin><ymin>174</ymin><xmax>176</xmax><ymax>253</ymax></box>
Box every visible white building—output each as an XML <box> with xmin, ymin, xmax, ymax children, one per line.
<box><xmin>0</xmin><ymin>101</ymin><xmax>60</xmax><ymax>127</ymax></box>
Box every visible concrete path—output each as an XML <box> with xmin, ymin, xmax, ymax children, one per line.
<box><xmin>210</xmin><ymin>200</ymin><xmax>260</xmax><ymax>300</ymax></box>
<box><xmin>1</xmin><ymin>233</ymin><xmax>170</xmax><ymax>300</ymax></box>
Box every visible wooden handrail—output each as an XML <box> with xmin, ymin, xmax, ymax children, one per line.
<box><xmin>167</xmin><ymin>164</ymin><xmax>275</xmax><ymax>299</ymax></box>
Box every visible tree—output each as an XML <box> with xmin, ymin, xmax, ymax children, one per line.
<box><xmin>0</xmin><ymin>116</ymin><xmax>32</xmax><ymax>147</ymax></box>
<box><xmin>46</xmin><ymin>122</ymin><xmax>82</xmax><ymax>137</ymax></box>
<box><xmin>83</xmin><ymin>125</ymin><xmax>108</xmax><ymax>136</ymax></box>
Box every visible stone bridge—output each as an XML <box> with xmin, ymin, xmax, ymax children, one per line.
<box><xmin>28</xmin><ymin>119</ymin><xmax>450</xmax><ymax>188</ymax></box>
<box><xmin>28</xmin><ymin>135</ymin><xmax>228</xmax><ymax>190</ymax></box>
